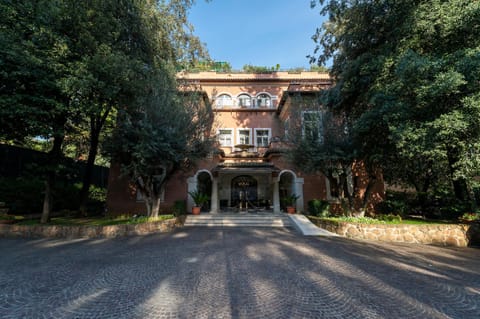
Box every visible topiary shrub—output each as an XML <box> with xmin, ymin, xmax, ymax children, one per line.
<box><xmin>308</xmin><ymin>199</ymin><xmax>330</xmax><ymax>217</ymax></box>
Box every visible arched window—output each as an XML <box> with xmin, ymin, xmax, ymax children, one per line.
<box><xmin>215</xmin><ymin>94</ymin><xmax>233</xmax><ymax>108</ymax></box>
<box><xmin>237</xmin><ymin>94</ymin><xmax>252</xmax><ymax>108</ymax></box>
<box><xmin>256</xmin><ymin>93</ymin><xmax>271</xmax><ymax>108</ymax></box>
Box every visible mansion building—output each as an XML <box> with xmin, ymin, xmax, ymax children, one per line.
<box><xmin>106</xmin><ymin>71</ymin><xmax>384</xmax><ymax>215</ymax></box>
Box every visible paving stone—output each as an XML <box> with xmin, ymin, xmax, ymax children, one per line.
<box><xmin>0</xmin><ymin>228</ymin><xmax>479</xmax><ymax>318</ymax></box>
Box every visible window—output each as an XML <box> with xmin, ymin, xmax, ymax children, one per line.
<box><xmin>255</xmin><ymin>129</ymin><xmax>270</xmax><ymax>147</ymax></box>
<box><xmin>256</xmin><ymin>93</ymin><xmax>271</xmax><ymax>108</ymax></box>
<box><xmin>218</xmin><ymin>129</ymin><xmax>233</xmax><ymax>147</ymax></box>
<box><xmin>215</xmin><ymin>94</ymin><xmax>233</xmax><ymax>108</ymax></box>
<box><xmin>237</xmin><ymin>129</ymin><xmax>251</xmax><ymax>145</ymax></box>
<box><xmin>237</xmin><ymin>94</ymin><xmax>251</xmax><ymax>108</ymax></box>
<box><xmin>302</xmin><ymin>111</ymin><xmax>324</xmax><ymax>142</ymax></box>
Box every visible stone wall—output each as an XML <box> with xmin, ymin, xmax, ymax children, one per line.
<box><xmin>0</xmin><ymin>218</ymin><xmax>179</xmax><ymax>239</ymax></box>
<box><xmin>309</xmin><ymin>218</ymin><xmax>478</xmax><ymax>247</ymax></box>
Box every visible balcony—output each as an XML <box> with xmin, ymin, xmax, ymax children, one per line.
<box><xmin>214</xmin><ymin>94</ymin><xmax>276</xmax><ymax>111</ymax></box>
<box><xmin>218</xmin><ymin>138</ymin><xmax>287</xmax><ymax>161</ymax></box>
<box><xmin>213</xmin><ymin>104</ymin><xmax>276</xmax><ymax>111</ymax></box>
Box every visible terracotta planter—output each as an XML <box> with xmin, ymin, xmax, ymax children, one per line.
<box><xmin>192</xmin><ymin>206</ymin><xmax>201</xmax><ymax>215</ymax></box>
<box><xmin>286</xmin><ymin>206</ymin><xmax>296</xmax><ymax>214</ymax></box>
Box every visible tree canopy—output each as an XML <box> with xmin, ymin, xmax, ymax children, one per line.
<box><xmin>105</xmin><ymin>75</ymin><xmax>214</xmax><ymax>217</ymax></box>
<box><xmin>0</xmin><ymin>0</ymin><xmax>207</xmax><ymax>220</ymax></box>
<box><xmin>310</xmin><ymin>0</ymin><xmax>480</xmax><ymax>214</ymax></box>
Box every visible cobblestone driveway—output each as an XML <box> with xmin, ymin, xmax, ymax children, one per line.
<box><xmin>1</xmin><ymin>228</ymin><xmax>479</xmax><ymax>318</ymax></box>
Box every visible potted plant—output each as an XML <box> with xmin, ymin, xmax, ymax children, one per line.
<box><xmin>282</xmin><ymin>194</ymin><xmax>299</xmax><ymax>214</ymax></box>
<box><xmin>188</xmin><ymin>190</ymin><xmax>209</xmax><ymax>215</ymax></box>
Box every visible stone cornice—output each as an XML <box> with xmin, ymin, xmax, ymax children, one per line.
<box><xmin>177</xmin><ymin>71</ymin><xmax>332</xmax><ymax>83</ymax></box>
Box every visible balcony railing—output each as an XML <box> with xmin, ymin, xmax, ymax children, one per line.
<box><xmin>214</xmin><ymin>104</ymin><xmax>276</xmax><ymax>110</ymax></box>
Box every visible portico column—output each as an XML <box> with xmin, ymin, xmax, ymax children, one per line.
<box><xmin>295</xmin><ymin>178</ymin><xmax>305</xmax><ymax>213</ymax></box>
<box><xmin>187</xmin><ymin>177</ymin><xmax>197</xmax><ymax>213</ymax></box>
<box><xmin>273</xmin><ymin>180</ymin><xmax>280</xmax><ymax>213</ymax></box>
<box><xmin>210</xmin><ymin>177</ymin><xmax>219</xmax><ymax>214</ymax></box>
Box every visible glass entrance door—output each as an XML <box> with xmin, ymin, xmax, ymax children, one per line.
<box><xmin>231</xmin><ymin>175</ymin><xmax>257</xmax><ymax>210</ymax></box>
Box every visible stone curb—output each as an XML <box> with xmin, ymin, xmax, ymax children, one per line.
<box><xmin>0</xmin><ymin>218</ymin><xmax>181</xmax><ymax>239</ymax></box>
<box><xmin>309</xmin><ymin>217</ymin><xmax>480</xmax><ymax>247</ymax></box>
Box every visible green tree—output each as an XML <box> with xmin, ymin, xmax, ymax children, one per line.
<box><xmin>0</xmin><ymin>0</ymin><xmax>207</xmax><ymax>220</ymax></box>
<box><xmin>0</xmin><ymin>0</ymin><xmax>80</xmax><ymax>223</ymax></box>
<box><xmin>288</xmin><ymin>94</ymin><xmax>377</xmax><ymax>216</ymax></box>
<box><xmin>185</xmin><ymin>60</ymin><xmax>232</xmax><ymax>72</ymax></box>
<box><xmin>106</xmin><ymin>74</ymin><xmax>214</xmax><ymax>217</ymax></box>
<box><xmin>61</xmin><ymin>0</ymin><xmax>207</xmax><ymax>214</ymax></box>
<box><xmin>309</xmin><ymin>64</ymin><xmax>329</xmax><ymax>72</ymax></box>
<box><xmin>242</xmin><ymin>64</ymin><xmax>280</xmax><ymax>73</ymax></box>
<box><xmin>311</xmin><ymin>0</ymin><xmax>480</xmax><ymax>212</ymax></box>
<box><xmin>63</xmin><ymin>0</ymin><xmax>158</xmax><ymax>214</ymax></box>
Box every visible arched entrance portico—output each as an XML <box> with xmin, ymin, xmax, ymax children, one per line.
<box><xmin>188</xmin><ymin>168</ymin><xmax>304</xmax><ymax>214</ymax></box>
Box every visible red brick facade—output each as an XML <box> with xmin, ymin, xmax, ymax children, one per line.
<box><xmin>106</xmin><ymin>71</ymin><xmax>384</xmax><ymax>215</ymax></box>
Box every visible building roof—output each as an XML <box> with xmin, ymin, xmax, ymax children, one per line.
<box><xmin>177</xmin><ymin>71</ymin><xmax>331</xmax><ymax>83</ymax></box>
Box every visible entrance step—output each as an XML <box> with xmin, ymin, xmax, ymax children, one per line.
<box><xmin>184</xmin><ymin>213</ymin><xmax>292</xmax><ymax>227</ymax></box>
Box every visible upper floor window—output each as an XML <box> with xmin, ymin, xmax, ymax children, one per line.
<box><xmin>256</xmin><ymin>93</ymin><xmax>271</xmax><ymax>108</ymax></box>
<box><xmin>237</xmin><ymin>94</ymin><xmax>251</xmax><ymax>108</ymax></box>
<box><xmin>218</xmin><ymin>129</ymin><xmax>233</xmax><ymax>147</ymax></box>
<box><xmin>237</xmin><ymin>128</ymin><xmax>251</xmax><ymax>145</ymax></box>
<box><xmin>255</xmin><ymin>129</ymin><xmax>270</xmax><ymax>147</ymax></box>
<box><xmin>215</xmin><ymin>94</ymin><xmax>233</xmax><ymax>108</ymax></box>
<box><xmin>302</xmin><ymin>111</ymin><xmax>324</xmax><ymax>143</ymax></box>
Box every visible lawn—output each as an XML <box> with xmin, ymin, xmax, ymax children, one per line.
<box><xmin>309</xmin><ymin>216</ymin><xmax>455</xmax><ymax>225</ymax></box>
<box><xmin>5</xmin><ymin>214</ymin><xmax>175</xmax><ymax>226</ymax></box>
<box><xmin>0</xmin><ymin>213</ymin><xmax>24</xmax><ymax>222</ymax></box>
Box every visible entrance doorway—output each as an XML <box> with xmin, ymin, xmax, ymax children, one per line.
<box><xmin>231</xmin><ymin>175</ymin><xmax>257</xmax><ymax>210</ymax></box>
<box><xmin>279</xmin><ymin>171</ymin><xmax>295</xmax><ymax>211</ymax></box>
<box><xmin>197</xmin><ymin>171</ymin><xmax>212</xmax><ymax>211</ymax></box>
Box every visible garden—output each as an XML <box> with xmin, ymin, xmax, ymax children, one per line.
<box><xmin>305</xmin><ymin>189</ymin><xmax>480</xmax><ymax>247</ymax></box>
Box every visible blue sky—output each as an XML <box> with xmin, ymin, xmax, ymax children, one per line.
<box><xmin>188</xmin><ymin>0</ymin><xmax>325</xmax><ymax>70</ymax></box>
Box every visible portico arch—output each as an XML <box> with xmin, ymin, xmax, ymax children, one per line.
<box><xmin>276</xmin><ymin>170</ymin><xmax>304</xmax><ymax>213</ymax></box>
<box><xmin>187</xmin><ymin>170</ymin><xmax>216</xmax><ymax>213</ymax></box>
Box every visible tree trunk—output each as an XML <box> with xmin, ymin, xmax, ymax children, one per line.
<box><xmin>40</xmin><ymin>134</ymin><xmax>64</xmax><ymax>224</ymax></box>
<box><xmin>151</xmin><ymin>196</ymin><xmax>161</xmax><ymax>218</ymax></box>
<box><xmin>446</xmin><ymin>146</ymin><xmax>470</xmax><ymax>201</ymax></box>
<box><xmin>78</xmin><ymin>122</ymin><xmax>101</xmax><ymax>215</ymax></box>
<box><xmin>41</xmin><ymin>178</ymin><xmax>53</xmax><ymax>224</ymax></box>
<box><xmin>79</xmin><ymin>107</ymin><xmax>111</xmax><ymax>215</ymax></box>
<box><xmin>144</xmin><ymin>196</ymin><xmax>152</xmax><ymax>217</ymax></box>
<box><xmin>138</xmin><ymin>172</ymin><xmax>167</xmax><ymax>217</ymax></box>
<box><xmin>142</xmin><ymin>196</ymin><xmax>161</xmax><ymax>217</ymax></box>
<box><xmin>342</xmin><ymin>174</ymin><xmax>356</xmax><ymax>212</ymax></box>
<box><xmin>355</xmin><ymin>171</ymin><xmax>377</xmax><ymax>218</ymax></box>
<box><xmin>452</xmin><ymin>179</ymin><xmax>470</xmax><ymax>202</ymax></box>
